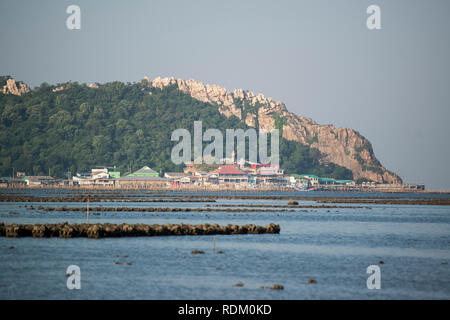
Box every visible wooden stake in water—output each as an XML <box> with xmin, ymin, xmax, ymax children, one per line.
<box><xmin>86</xmin><ymin>197</ymin><xmax>90</xmax><ymax>224</ymax></box>
<box><xmin>213</xmin><ymin>235</ymin><xmax>216</xmax><ymax>251</ymax></box>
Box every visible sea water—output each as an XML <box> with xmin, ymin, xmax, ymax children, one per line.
<box><xmin>0</xmin><ymin>190</ymin><xmax>449</xmax><ymax>299</ymax></box>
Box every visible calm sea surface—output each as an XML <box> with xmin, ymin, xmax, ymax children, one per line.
<box><xmin>0</xmin><ymin>190</ymin><xmax>449</xmax><ymax>299</ymax></box>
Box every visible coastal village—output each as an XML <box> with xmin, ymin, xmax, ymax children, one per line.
<box><xmin>0</xmin><ymin>155</ymin><xmax>425</xmax><ymax>192</ymax></box>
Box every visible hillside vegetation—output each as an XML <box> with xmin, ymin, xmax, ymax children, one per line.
<box><xmin>0</xmin><ymin>79</ymin><xmax>353</xmax><ymax>179</ymax></box>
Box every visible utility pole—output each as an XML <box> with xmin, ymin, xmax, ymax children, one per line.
<box><xmin>68</xmin><ymin>168</ymin><xmax>72</xmax><ymax>186</ymax></box>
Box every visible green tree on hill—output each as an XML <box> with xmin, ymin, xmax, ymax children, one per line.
<box><xmin>0</xmin><ymin>80</ymin><xmax>353</xmax><ymax>180</ymax></box>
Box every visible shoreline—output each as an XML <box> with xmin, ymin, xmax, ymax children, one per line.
<box><xmin>1</xmin><ymin>185</ymin><xmax>449</xmax><ymax>194</ymax></box>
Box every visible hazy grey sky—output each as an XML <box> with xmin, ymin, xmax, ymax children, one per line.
<box><xmin>1</xmin><ymin>0</ymin><xmax>449</xmax><ymax>189</ymax></box>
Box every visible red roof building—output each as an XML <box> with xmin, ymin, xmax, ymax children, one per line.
<box><xmin>210</xmin><ymin>165</ymin><xmax>248</xmax><ymax>184</ymax></box>
<box><xmin>211</xmin><ymin>165</ymin><xmax>246</xmax><ymax>175</ymax></box>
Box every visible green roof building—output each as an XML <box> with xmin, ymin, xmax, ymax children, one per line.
<box><xmin>126</xmin><ymin>166</ymin><xmax>159</xmax><ymax>177</ymax></box>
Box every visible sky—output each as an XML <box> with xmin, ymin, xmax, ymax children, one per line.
<box><xmin>0</xmin><ymin>0</ymin><xmax>449</xmax><ymax>189</ymax></box>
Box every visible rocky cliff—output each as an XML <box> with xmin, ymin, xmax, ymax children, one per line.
<box><xmin>1</xmin><ymin>77</ymin><xmax>30</xmax><ymax>96</ymax></box>
<box><xmin>146</xmin><ymin>76</ymin><xmax>401</xmax><ymax>183</ymax></box>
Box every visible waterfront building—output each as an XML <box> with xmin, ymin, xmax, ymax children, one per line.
<box><xmin>117</xmin><ymin>166</ymin><xmax>164</xmax><ymax>187</ymax></box>
<box><xmin>210</xmin><ymin>165</ymin><xmax>248</xmax><ymax>184</ymax></box>
<box><xmin>22</xmin><ymin>176</ymin><xmax>58</xmax><ymax>186</ymax></box>
<box><xmin>256</xmin><ymin>166</ymin><xmax>285</xmax><ymax>186</ymax></box>
<box><xmin>287</xmin><ymin>174</ymin><xmax>310</xmax><ymax>187</ymax></box>
<box><xmin>335</xmin><ymin>179</ymin><xmax>355</xmax><ymax>186</ymax></box>
<box><xmin>72</xmin><ymin>167</ymin><xmax>117</xmax><ymax>186</ymax></box>
<box><xmin>164</xmin><ymin>172</ymin><xmax>192</xmax><ymax>186</ymax></box>
<box><xmin>299</xmin><ymin>174</ymin><xmax>319</xmax><ymax>186</ymax></box>
<box><xmin>118</xmin><ymin>175</ymin><xmax>167</xmax><ymax>188</ymax></box>
<box><xmin>125</xmin><ymin>166</ymin><xmax>159</xmax><ymax>177</ymax></box>
<box><xmin>318</xmin><ymin>177</ymin><xmax>337</xmax><ymax>185</ymax></box>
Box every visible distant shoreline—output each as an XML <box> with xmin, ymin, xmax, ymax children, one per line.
<box><xmin>1</xmin><ymin>185</ymin><xmax>449</xmax><ymax>194</ymax></box>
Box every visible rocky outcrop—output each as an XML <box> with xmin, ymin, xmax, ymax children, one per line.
<box><xmin>1</xmin><ymin>77</ymin><xmax>30</xmax><ymax>96</ymax></box>
<box><xmin>145</xmin><ymin>76</ymin><xmax>401</xmax><ymax>183</ymax></box>
<box><xmin>52</xmin><ymin>85</ymin><xmax>65</xmax><ymax>92</ymax></box>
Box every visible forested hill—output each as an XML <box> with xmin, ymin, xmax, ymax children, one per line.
<box><xmin>0</xmin><ymin>78</ymin><xmax>353</xmax><ymax>180</ymax></box>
